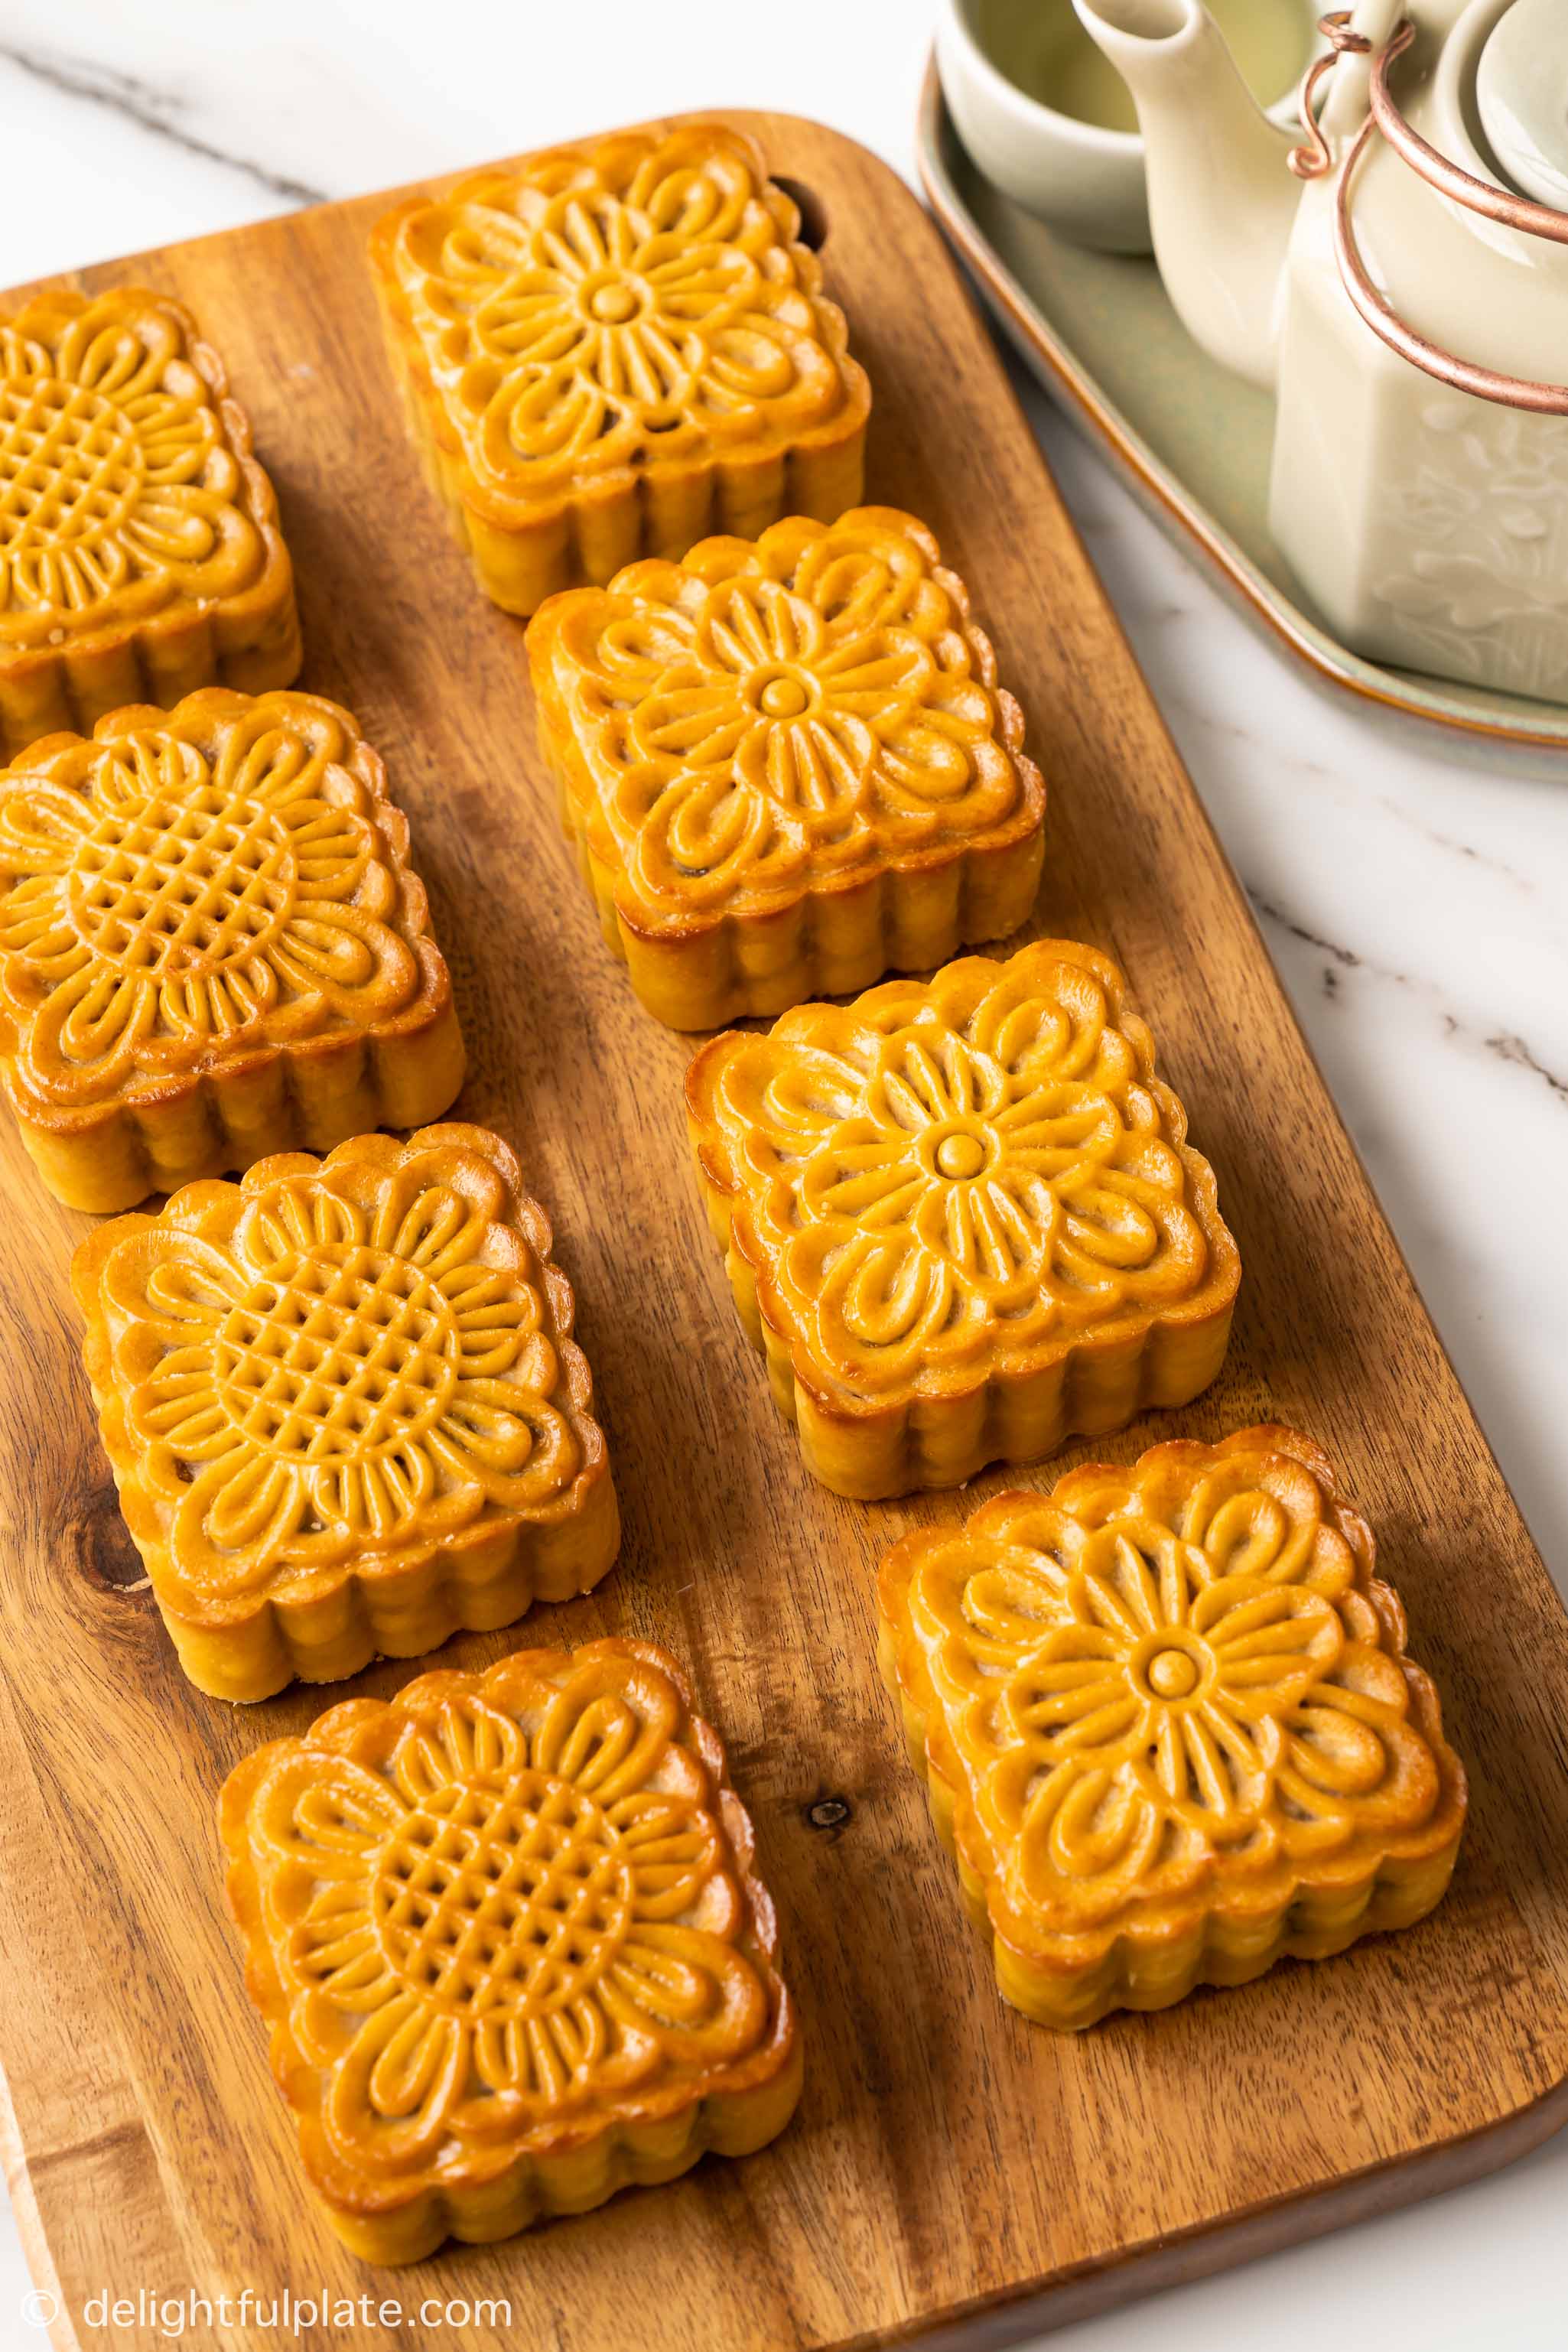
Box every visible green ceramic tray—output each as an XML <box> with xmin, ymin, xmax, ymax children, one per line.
<box><xmin>918</xmin><ymin>60</ymin><xmax>1568</xmax><ymax>772</ymax></box>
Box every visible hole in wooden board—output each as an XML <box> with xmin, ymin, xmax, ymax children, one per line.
<box><xmin>774</xmin><ymin>177</ymin><xmax>828</xmax><ymax>252</ymax></box>
<box><xmin>804</xmin><ymin>1794</ymin><xmax>852</xmax><ymax>1836</ymax></box>
<box><xmin>74</xmin><ymin>1486</ymin><xmax>151</xmax><ymax>1599</ymax></box>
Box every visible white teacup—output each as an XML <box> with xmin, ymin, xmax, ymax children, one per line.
<box><xmin>936</xmin><ymin>0</ymin><xmax>1323</xmax><ymax>254</ymax></box>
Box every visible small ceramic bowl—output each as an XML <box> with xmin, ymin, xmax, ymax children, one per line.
<box><xmin>935</xmin><ymin>0</ymin><xmax>1321</xmax><ymax>254</ymax></box>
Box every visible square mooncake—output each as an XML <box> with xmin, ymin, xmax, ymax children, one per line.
<box><xmin>686</xmin><ymin>940</ymin><xmax>1238</xmax><ymax>1496</ymax></box>
<box><xmin>529</xmin><ymin>507</ymin><xmax>1046</xmax><ymax>1028</ymax></box>
<box><xmin>220</xmin><ymin>1639</ymin><xmax>801</xmax><ymax>2261</ymax></box>
<box><xmin>73</xmin><ymin>1124</ymin><xmax>620</xmax><ymax>1700</ymax></box>
<box><xmin>369</xmin><ymin>123</ymin><xmax>870</xmax><ymax>615</ymax></box>
<box><xmin>0</xmin><ymin>686</ymin><xmax>464</xmax><ymax>1210</ymax></box>
<box><xmin>877</xmin><ymin>1426</ymin><xmax>1468</xmax><ymax>2029</ymax></box>
<box><xmin>0</xmin><ymin>288</ymin><xmax>301</xmax><ymax>757</ymax></box>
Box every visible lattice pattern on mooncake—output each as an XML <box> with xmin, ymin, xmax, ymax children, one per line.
<box><xmin>0</xmin><ymin>687</ymin><xmax>464</xmax><ymax>1209</ymax></box>
<box><xmin>685</xmin><ymin>939</ymin><xmax>1239</xmax><ymax>1495</ymax></box>
<box><xmin>877</xmin><ymin>1426</ymin><xmax>1468</xmax><ymax>2029</ymax></box>
<box><xmin>220</xmin><ymin>1640</ymin><xmax>801</xmax><ymax>2261</ymax></box>
<box><xmin>528</xmin><ymin>507</ymin><xmax>1046</xmax><ymax>1027</ymax></box>
<box><xmin>73</xmin><ymin>1124</ymin><xmax>620</xmax><ymax>1699</ymax></box>
<box><xmin>0</xmin><ymin>288</ymin><xmax>301</xmax><ymax>756</ymax></box>
<box><xmin>369</xmin><ymin>124</ymin><xmax>870</xmax><ymax>614</ymax></box>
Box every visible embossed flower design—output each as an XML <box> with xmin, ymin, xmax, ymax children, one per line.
<box><xmin>1373</xmin><ymin>401</ymin><xmax>1568</xmax><ymax>696</ymax></box>
<box><xmin>701</xmin><ymin>945</ymin><xmax>1222</xmax><ymax>1389</ymax></box>
<box><xmin>993</xmin><ymin>1527</ymin><xmax>1348</xmax><ymax>1879</ymax></box>
<box><xmin>909</xmin><ymin>1438</ymin><xmax>1449</xmax><ymax>1921</ymax></box>
<box><xmin>92</xmin><ymin>1134</ymin><xmax>584</xmax><ymax>1589</ymax></box>
<box><xmin>625</xmin><ymin>573</ymin><xmax>936</xmax><ymax>825</ymax></box>
<box><xmin>0</xmin><ymin>696</ymin><xmax>423</xmax><ymax>1104</ymax></box>
<box><xmin>470</xmin><ymin>194</ymin><xmax>789</xmax><ymax>460</ymax></box>
<box><xmin>789</xmin><ymin>1021</ymin><xmax>1062</xmax><ymax>1300</ymax></box>
<box><xmin>0</xmin><ymin>297</ymin><xmax>265</xmax><ymax>620</ymax></box>
<box><xmin>416</xmin><ymin>132</ymin><xmax>841</xmax><ymax>474</ymax></box>
<box><xmin>546</xmin><ymin>510</ymin><xmax>1030</xmax><ymax>911</ymax></box>
<box><xmin>234</xmin><ymin>1649</ymin><xmax>774</xmax><ymax>2168</ymax></box>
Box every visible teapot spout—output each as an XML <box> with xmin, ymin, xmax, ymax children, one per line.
<box><xmin>1073</xmin><ymin>0</ymin><xmax>1300</xmax><ymax>387</ymax></box>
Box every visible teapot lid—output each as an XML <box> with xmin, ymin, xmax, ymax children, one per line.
<box><xmin>1477</xmin><ymin>0</ymin><xmax>1568</xmax><ymax>209</ymax></box>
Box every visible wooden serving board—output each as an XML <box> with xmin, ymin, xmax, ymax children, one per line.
<box><xmin>2</xmin><ymin>112</ymin><xmax>1566</xmax><ymax>2352</ymax></box>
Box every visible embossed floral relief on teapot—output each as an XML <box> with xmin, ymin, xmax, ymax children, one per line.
<box><xmin>1074</xmin><ymin>0</ymin><xmax>1568</xmax><ymax>702</ymax></box>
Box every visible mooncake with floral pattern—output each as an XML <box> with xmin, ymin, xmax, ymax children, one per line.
<box><xmin>220</xmin><ymin>1638</ymin><xmax>800</xmax><ymax>2259</ymax></box>
<box><xmin>371</xmin><ymin>123</ymin><xmax>869</xmax><ymax>615</ymax></box>
<box><xmin>0</xmin><ymin>288</ymin><xmax>300</xmax><ymax>757</ymax></box>
<box><xmin>686</xmin><ymin>939</ymin><xmax>1237</xmax><ymax>1495</ymax></box>
<box><xmin>73</xmin><ymin>1124</ymin><xmax>618</xmax><ymax>1698</ymax></box>
<box><xmin>0</xmin><ymin>688</ymin><xmax>463</xmax><ymax>1209</ymax></box>
<box><xmin>877</xmin><ymin>1426</ymin><xmax>1466</xmax><ymax>2028</ymax></box>
<box><xmin>530</xmin><ymin>507</ymin><xmax>1045</xmax><ymax>1028</ymax></box>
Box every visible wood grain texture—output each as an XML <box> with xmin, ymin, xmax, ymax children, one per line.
<box><xmin>1</xmin><ymin>112</ymin><xmax>1566</xmax><ymax>2352</ymax></box>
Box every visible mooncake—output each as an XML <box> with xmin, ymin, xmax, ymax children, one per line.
<box><xmin>686</xmin><ymin>940</ymin><xmax>1238</xmax><ymax>1496</ymax></box>
<box><xmin>0</xmin><ymin>288</ymin><xmax>300</xmax><ymax>757</ymax></box>
<box><xmin>220</xmin><ymin>1639</ymin><xmax>801</xmax><ymax>2261</ymax></box>
<box><xmin>529</xmin><ymin>506</ymin><xmax>1046</xmax><ymax>1028</ymax></box>
<box><xmin>73</xmin><ymin>1124</ymin><xmax>619</xmax><ymax>1700</ymax></box>
<box><xmin>877</xmin><ymin>1426</ymin><xmax>1467</xmax><ymax>2029</ymax></box>
<box><xmin>369</xmin><ymin>123</ymin><xmax>870</xmax><ymax>615</ymax></box>
<box><xmin>0</xmin><ymin>687</ymin><xmax>464</xmax><ymax>1210</ymax></box>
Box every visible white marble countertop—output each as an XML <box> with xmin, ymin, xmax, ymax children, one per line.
<box><xmin>0</xmin><ymin>1</ymin><xmax>1563</xmax><ymax>2344</ymax></box>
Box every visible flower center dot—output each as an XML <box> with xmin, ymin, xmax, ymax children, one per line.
<box><xmin>759</xmin><ymin>675</ymin><xmax>809</xmax><ymax>719</ymax></box>
<box><xmin>1147</xmin><ymin>1648</ymin><xmax>1199</xmax><ymax>1699</ymax></box>
<box><xmin>590</xmin><ymin>283</ymin><xmax>639</xmax><ymax>324</ymax></box>
<box><xmin>936</xmin><ymin>1133</ymin><xmax>987</xmax><ymax>1180</ymax></box>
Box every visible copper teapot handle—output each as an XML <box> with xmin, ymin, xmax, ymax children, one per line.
<box><xmin>1292</xmin><ymin>13</ymin><xmax>1568</xmax><ymax>415</ymax></box>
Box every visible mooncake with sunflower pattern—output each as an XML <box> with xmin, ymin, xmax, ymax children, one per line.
<box><xmin>0</xmin><ymin>688</ymin><xmax>464</xmax><ymax>1210</ymax></box>
<box><xmin>73</xmin><ymin>1124</ymin><xmax>619</xmax><ymax>1700</ymax></box>
<box><xmin>529</xmin><ymin>507</ymin><xmax>1046</xmax><ymax>1028</ymax></box>
<box><xmin>370</xmin><ymin>123</ymin><xmax>870</xmax><ymax>616</ymax></box>
<box><xmin>0</xmin><ymin>288</ymin><xmax>301</xmax><ymax>757</ymax></box>
<box><xmin>877</xmin><ymin>1426</ymin><xmax>1467</xmax><ymax>2029</ymax></box>
<box><xmin>220</xmin><ymin>1639</ymin><xmax>801</xmax><ymax>2261</ymax></box>
<box><xmin>686</xmin><ymin>940</ymin><xmax>1238</xmax><ymax>1497</ymax></box>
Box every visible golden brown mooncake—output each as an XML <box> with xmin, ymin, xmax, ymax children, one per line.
<box><xmin>219</xmin><ymin>1639</ymin><xmax>802</xmax><ymax>2263</ymax></box>
<box><xmin>877</xmin><ymin>1426</ymin><xmax>1468</xmax><ymax>2031</ymax></box>
<box><xmin>73</xmin><ymin>1124</ymin><xmax>620</xmax><ymax>1700</ymax></box>
<box><xmin>528</xmin><ymin>506</ymin><xmax>1046</xmax><ymax>1029</ymax></box>
<box><xmin>0</xmin><ymin>288</ymin><xmax>301</xmax><ymax>757</ymax></box>
<box><xmin>686</xmin><ymin>940</ymin><xmax>1238</xmax><ymax>1497</ymax></box>
<box><xmin>369</xmin><ymin>122</ymin><xmax>870</xmax><ymax>616</ymax></box>
<box><xmin>0</xmin><ymin>687</ymin><xmax>464</xmax><ymax>1211</ymax></box>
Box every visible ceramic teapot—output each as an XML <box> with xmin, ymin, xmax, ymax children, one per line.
<box><xmin>1075</xmin><ymin>0</ymin><xmax>1568</xmax><ymax>701</ymax></box>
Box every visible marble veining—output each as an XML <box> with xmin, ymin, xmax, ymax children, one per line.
<box><xmin>1248</xmin><ymin>883</ymin><xmax>1568</xmax><ymax>1103</ymax></box>
<box><xmin>0</xmin><ymin>36</ymin><xmax>327</xmax><ymax>207</ymax></box>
